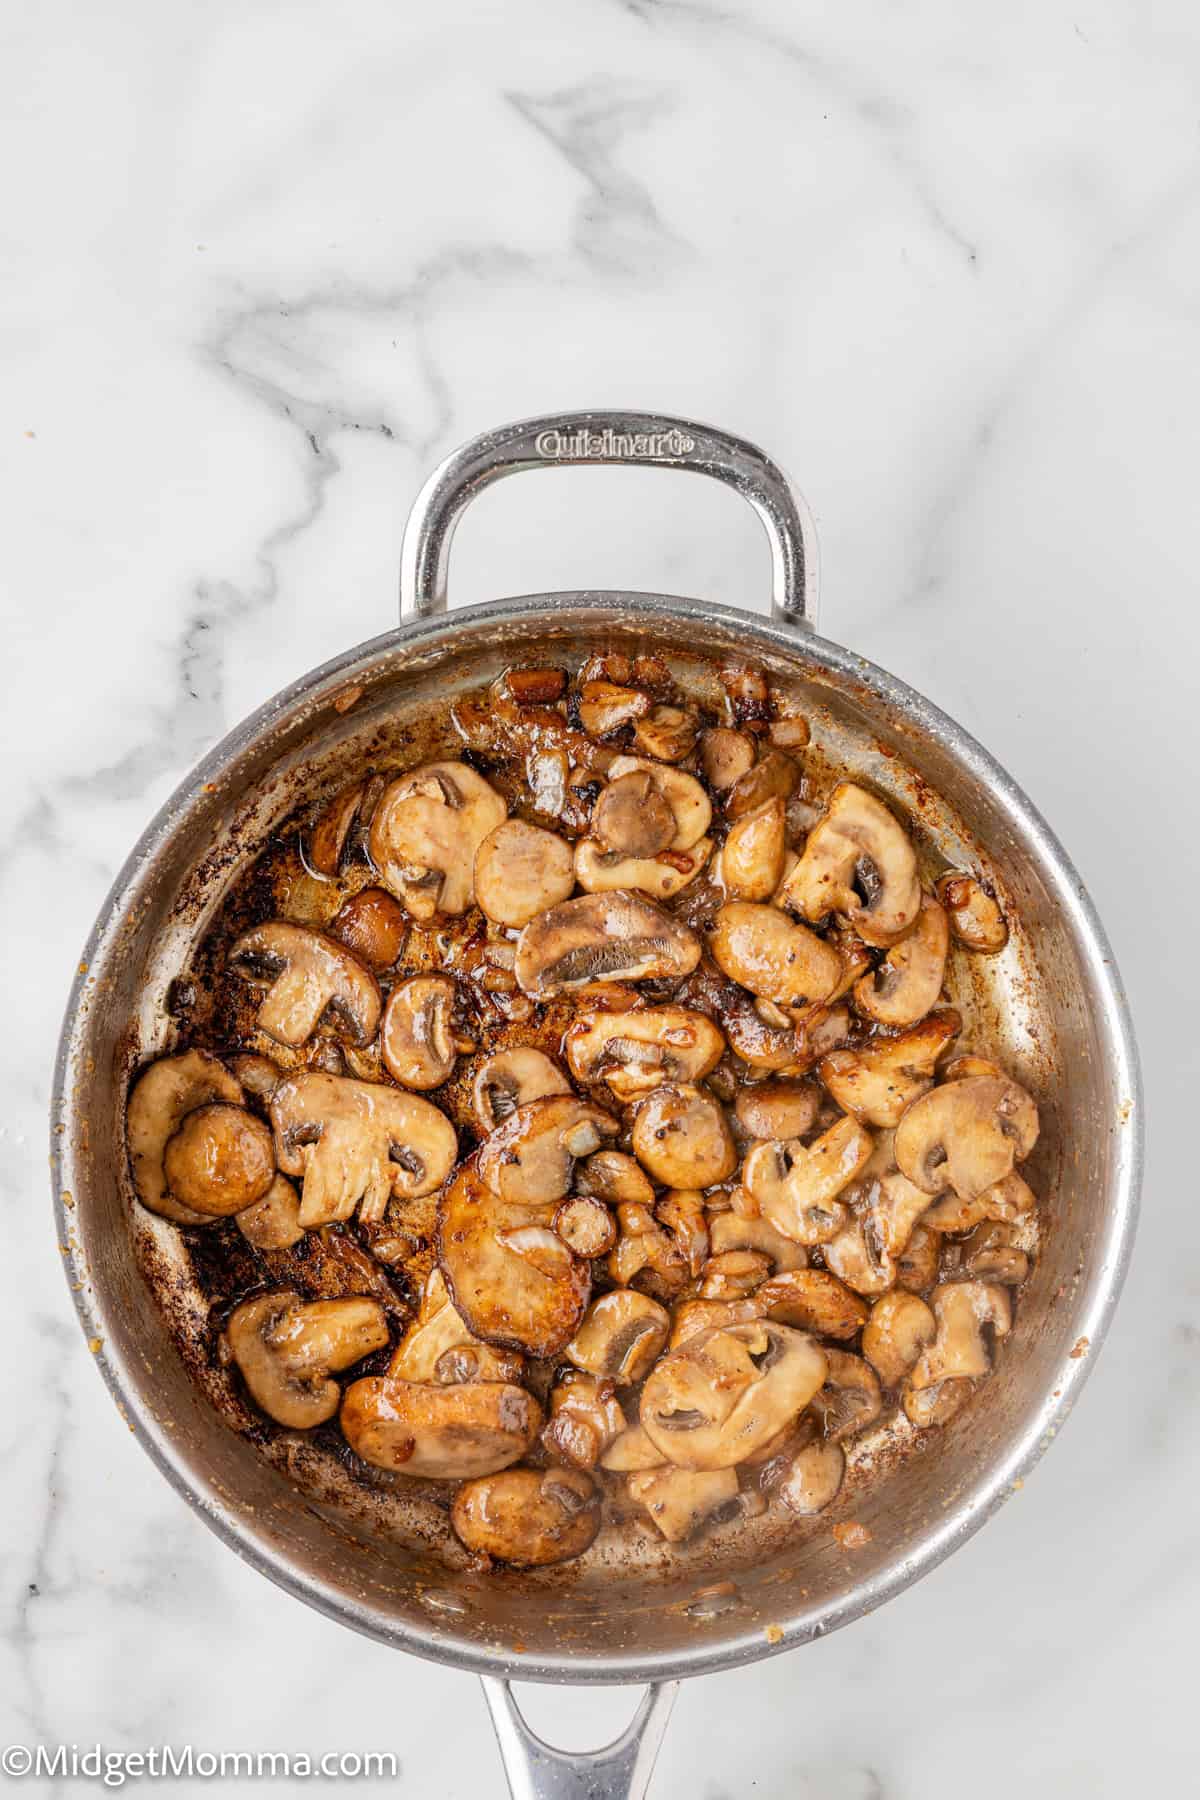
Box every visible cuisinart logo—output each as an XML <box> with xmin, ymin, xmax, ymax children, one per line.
<box><xmin>534</xmin><ymin>426</ymin><xmax>696</xmax><ymax>459</ymax></box>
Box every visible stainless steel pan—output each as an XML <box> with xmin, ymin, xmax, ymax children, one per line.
<box><xmin>51</xmin><ymin>412</ymin><xmax>1142</xmax><ymax>1799</ymax></box>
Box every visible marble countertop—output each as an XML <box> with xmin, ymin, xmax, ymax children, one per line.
<box><xmin>4</xmin><ymin>3</ymin><xmax>1195</xmax><ymax>1794</ymax></box>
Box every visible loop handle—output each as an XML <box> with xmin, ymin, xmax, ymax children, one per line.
<box><xmin>481</xmin><ymin>1677</ymin><xmax>679</xmax><ymax>1800</ymax></box>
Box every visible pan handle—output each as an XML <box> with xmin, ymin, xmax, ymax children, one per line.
<box><xmin>399</xmin><ymin>410</ymin><xmax>818</xmax><ymax>629</ymax></box>
<box><xmin>481</xmin><ymin>1677</ymin><xmax>679</xmax><ymax>1800</ymax></box>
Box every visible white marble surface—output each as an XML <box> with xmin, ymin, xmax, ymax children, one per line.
<box><xmin>3</xmin><ymin>2</ymin><xmax>1196</xmax><ymax>1794</ymax></box>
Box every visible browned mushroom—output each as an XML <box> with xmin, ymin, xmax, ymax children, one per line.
<box><xmin>163</xmin><ymin>1103</ymin><xmax>276</xmax><ymax>1217</ymax></box>
<box><xmin>566</xmin><ymin>1006</ymin><xmax>725</xmax><ymax>1102</ymax></box>
<box><xmin>957</xmin><ymin>1220</ymin><xmax>1030</xmax><ymax>1284</ymax></box>
<box><xmin>576</xmin><ymin>1150</ymin><xmax>656</xmax><ymax>1208</ymax></box>
<box><xmin>591</xmin><ymin>770</ymin><xmax>676</xmax><ymax>858</ymax></box>
<box><xmin>330</xmin><ymin>887</ymin><xmax>408</xmax><ymax>970</ymax></box>
<box><xmin>368</xmin><ymin>760</ymin><xmax>507</xmax><ymax>918</ymax></box>
<box><xmin>126</xmin><ymin>1049</ymin><xmax>248</xmax><ymax>1224</ymax></box>
<box><xmin>270</xmin><ymin>1071</ymin><xmax>457</xmax><ymax>1226</ymax></box>
<box><xmin>894</xmin><ymin>1075</ymin><xmax>1039</xmax><ymax>1200</ymax></box>
<box><xmin>920</xmin><ymin>1168</ymin><xmax>1037</xmax><ymax>1233</ymax></box>
<box><xmin>861</xmin><ymin>1290</ymin><xmax>937</xmax><ymax>1387</ymax></box>
<box><xmin>853</xmin><ymin>893</ymin><xmax>949</xmax><ymax>1027</ymax></box>
<box><xmin>515</xmin><ymin>891</ymin><xmax>701</xmax><ymax>998</ymax></box>
<box><xmin>718</xmin><ymin>798</ymin><xmax>787</xmax><ymax>902</ymax></box>
<box><xmin>452</xmin><ymin>1467</ymin><xmax>602</xmax><ymax>1566</ymax></box>
<box><xmin>633</xmin><ymin>705</ymin><xmax>697</xmax><ymax>763</ymax></box>
<box><xmin>627</xmin><ymin>1466</ymin><xmax>740</xmax><ymax>1543</ymax></box>
<box><xmin>734</xmin><ymin>1079</ymin><xmax>820</xmax><ymax>1141</ymax></box>
<box><xmin>810</xmin><ymin>1350</ymin><xmax>883</xmax><ymax>1440</ymax></box>
<box><xmin>474</xmin><ymin>820</ymin><xmax>576</xmax><ymax>927</ymax></box>
<box><xmin>709</xmin><ymin>903</ymin><xmax>843</xmax><ymax>1011</ymax></box>
<box><xmin>472</xmin><ymin>1048</ymin><xmax>571</xmax><ymax>1132</ymax></box>
<box><xmin>778</xmin><ymin>782</ymin><xmax>920</xmax><ymax>947</ymax></box>
<box><xmin>579</xmin><ymin>679</ymin><xmax>652</xmax><ymax>736</ymax></box>
<box><xmin>607</xmin><ymin>1202</ymin><xmax>689</xmax><ymax>1300</ymax></box>
<box><xmin>543</xmin><ymin>1370</ymin><xmax>626</xmax><ymax>1468</ymax></box>
<box><xmin>236</xmin><ymin>1174</ymin><xmax>305</xmax><ymax>1249</ymax></box>
<box><xmin>380</xmin><ymin>974</ymin><xmax>464</xmax><ymax>1090</ymax></box>
<box><xmin>340</xmin><ymin>1370</ymin><xmax>543</xmax><ymax>1477</ymax></box>
<box><xmin>936</xmin><ymin>873</ymin><xmax>1009</xmax><ymax>953</ymax></box>
<box><xmin>631</xmin><ymin>1084</ymin><xmax>737</xmax><ymax>1189</ymax></box>
<box><xmin>390</xmin><ymin>1268</ymin><xmax>523</xmax><ymax>1387</ymax></box>
<box><xmin>700</xmin><ymin>727</ymin><xmax>756</xmax><ymax>792</ymax></box>
<box><xmin>908</xmin><ymin>1281</ymin><xmax>1012</xmax><ymax>1389</ymax></box>
<box><xmin>307</xmin><ymin>777</ymin><xmax>378</xmax><ymax>877</ymax></box>
<box><xmin>724</xmin><ymin>750</ymin><xmax>800</xmax><ymax>821</ymax></box>
<box><xmin>742</xmin><ymin>1115</ymin><xmax>874</xmax><ymax>1244</ymax></box>
<box><xmin>229</xmin><ymin>921</ymin><xmax>381</xmax><ymax>1049</ymax></box>
<box><xmin>818</xmin><ymin>1009</ymin><xmax>961</xmax><ymax>1128</ymax></box>
<box><xmin>553</xmin><ymin>1195</ymin><xmax>618</xmax><ymax>1258</ymax></box>
<box><xmin>822</xmin><ymin>1168</ymin><xmax>934</xmax><ymax>1295</ymax></box>
<box><xmin>226</xmin><ymin>1291</ymin><xmax>389</xmax><ymax>1428</ymax></box>
<box><xmin>565</xmin><ymin>1290</ymin><xmax>670</xmax><ymax>1384</ymax></box>
<box><xmin>640</xmin><ymin>1320</ymin><xmax>827</xmax><ymax>1469</ymax></box>
<box><xmin>755</xmin><ymin>1269</ymin><xmax>869</xmax><ymax>1340</ymax></box>
<box><xmin>606</xmin><ymin>755</ymin><xmax>712</xmax><ymax>851</ymax></box>
<box><xmin>477</xmin><ymin>1096</ymin><xmax>618</xmax><ymax>1208</ymax></box>
<box><xmin>778</xmin><ymin>1441</ymin><xmax>845</xmax><ymax>1514</ymax></box>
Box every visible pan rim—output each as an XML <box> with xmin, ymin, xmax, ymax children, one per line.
<box><xmin>50</xmin><ymin>589</ymin><xmax>1143</xmax><ymax>1684</ymax></box>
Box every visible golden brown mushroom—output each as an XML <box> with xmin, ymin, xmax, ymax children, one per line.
<box><xmin>270</xmin><ymin>1071</ymin><xmax>457</xmax><ymax>1227</ymax></box>
<box><xmin>474</xmin><ymin>820</ymin><xmax>576</xmax><ymax>927</ymax></box>
<box><xmin>472</xmin><ymin>1048</ymin><xmax>571</xmax><ymax>1132</ymax></box>
<box><xmin>565</xmin><ymin>1006</ymin><xmax>725</xmax><ymax>1102</ymax></box>
<box><xmin>452</xmin><ymin>1467</ymin><xmax>602</xmax><ymax>1566</ymax></box>
<box><xmin>936</xmin><ymin>873</ymin><xmax>1009</xmax><ymax>953</ymax></box>
<box><xmin>226</xmin><ymin>1291</ymin><xmax>389</xmax><ymax>1429</ymax></box>
<box><xmin>626</xmin><ymin>1466</ymin><xmax>739</xmax><ymax>1543</ymax></box>
<box><xmin>631</xmin><ymin>1084</ymin><xmax>737</xmax><ymax>1189</ymax></box>
<box><xmin>742</xmin><ymin>1115</ymin><xmax>874</xmax><ymax>1244</ymax></box>
<box><xmin>778</xmin><ymin>782</ymin><xmax>920</xmax><ymax>947</ymax></box>
<box><xmin>340</xmin><ymin>1372</ymin><xmax>542</xmax><ymax>1477</ymax></box>
<box><xmin>640</xmin><ymin>1321</ymin><xmax>827</xmax><ymax>1469</ymax></box>
<box><xmin>818</xmin><ymin>1009</ymin><xmax>961</xmax><ymax>1128</ymax></box>
<box><xmin>853</xmin><ymin>893</ymin><xmax>949</xmax><ymax>1028</ymax></box>
<box><xmin>709</xmin><ymin>902</ymin><xmax>843</xmax><ymax>1012</ymax></box>
<box><xmin>861</xmin><ymin>1290</ymin><xmax>937</xmax><ymax>1387</ymax></box>
<box><xmin>229</xmin><ymin>921</ymin><xmax>381</xmax><ymax>1048</ymax></box>
<box><xmin>126</xmin><ymin>1049</ymin><xmax>247</xmax><ymax>1225</ymax></box>
<box><xmin>515</xmin><ymin>891</ymin><xmax>701</xmax><ymax>998</ymax></box>
<box><xmin>380</xmin><ymin>975</ymin><xmax>463</xmax><ymax>1090</ymax></box>
<box><xmin>894</xmin><ymin>1076</ymin><xmax>1039</xmax><ymax>1200</ymax></box>
<box><xmin>369</xmin><ymin>760</ymin><xmax>507</xmax><ymax>919</ymax></box>
<box><xmin>565</xmin><ymin>1290</ymin><xmax>670</xmax><ymax>1384</ymax></box>
<box><xmin>163</xmin><ymin>1103</ymin><xmax>275</xmax><ymax>1217</ymax></box>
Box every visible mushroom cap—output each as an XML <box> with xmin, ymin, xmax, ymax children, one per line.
<box><xmin>565</xmin><ymin>1290</ymin><xmax>670</xmax><ymax>1384</ymax></box>
<box><xmin>778</xmin><ymin>782</ymin><xmax>921</xmax><ymax>947</ymax></box>
<box><xmin>163</xmin><ymin>1102</ymin><xmax>276</xmax><ymax>1217</ymax></box>
<box><xmin>368</xmin><ymin>760</ymin><xmax>507</xmax><ymax>918</ymax></box>
<box><xmin>734</xmin><ymin>1079</ymin><xmax>820</xmax><ymax>1141</ymax></box>
<box><xmin>640</xmin><ymin>1320</ymin><xmax>827</xmax><ymax>1470</ymax></box>
<box><xmin>438</xmin><ymin>1156</ymin><xmax>593</xmax><ymax>1357</ymax></box>
<box><xmin>592</xmin><ymin>770</ymin><xmax>676</xmax><ymax>857</ymax></box>
<box><xmin>340</xmin><ymin>1373</ymin><xmax>542</xmax><ymax>1477</ymax></box>
<box><xmin>778</xmin><ymin>1441</ymin><xmax>845</xmax><ymax>1516</ymax></box>
<box><xmin>894</xmin><ymin>1074</ymin><xmax>1039</xmax><ymax>1199</ymax></box>
<box><xmin>451</xmin><ymin>1467</ymin><xmax>602</xmax><ymax>1565</ymax></box>
<box><xmin>543</xmin><ymin>1369</ymin><xmax>627</xmax><ymax>1468</ymax></box>
<box><xmin>307</xmin><ymin>778</ymin><xmax>373</xmax><ymax>877</ymax></box>
<box><xmin>330</xmin><ymin>886</ymin><xmax>408</xmax><ymax>970</ymax></box>
<box><xmin>810</xmin><ymin>1349</ymin><xmax>883</xmax><ymax>1440</ymax></box>
<box><xmin>126</xmin><ymin>1049</ymin><xmax>245</xmax><ymax>1224</ymax></box>
<box><xmin>380</xmin><ymin>974</ymin><xmax>460</xmax><ymax>1090</ymax></box>
<box><xmin>236</xmin><ymin>1174</ymin><xmax>305</xmax><ymax>1249</ymax></box>
<box><xmin>270</xmin><ymin>1071</ymin><xmax>457</xmax><ymax>1227</ymax></box>
<box><xmin>576</xmin><ymin>1149</ymin><xmax>656</xmax><ymax>1208</ymax></box>
<box><xmin>700</xmin><ymin>727</ymin><xmax>756</xmax><ymax>792</ymax></box>
<box><xmin>229</xmin><ymin>920</ymin><xmax>381</xmax><ymax>1048</ymax></box>
<box><xmin>743</xmin><ymin>1115</ymin><xmax>875</xmax><ymax>1245</ymax></box>
<box><xmin>626</xmin><ymin>1465</ymin><xmax>739</xmax><ymax>1543</ymax></box>
<box><xmin>553</xmin><ymin>1196</ymin><xmax>618</xmax><ymax>1258</ymax></box>
<box><xmin>707</xmin><ymin>1209</ymin><xmax>808</xmax><ymax>1273</ymax></box>
<box><xmin>724</xmin><ymin>749</ymin><xmax>801</xmax><ymax>821</ymax></box>
<box><xmin>756</xmin><ymin>1268</ymin><xmax>870</xmax><ymax>1339</ymax></box>
<box><xmin>909</xmin><ymin>1280</ymin><xmax>1012</xmax><ymax>1388</ymax></box>
<box><xmin>515</xmin><ymin>891</ymin><xmax>701</xmax><ymax>998</ymax></box>
<box><xmin>472</xmin><ymin>1047</ymin><xmax>571</xmax><ymax>1132</ymax></box>
<box><xmin>573</xmin><ymin>834</ymin><xmax>713</xmax><ymax>901</ymax></box>
<box><xmin>226</xmin><ymin>1291</ymin><xmax>389</xmax><ymax>1429</ymax></box>
<box><xmin>853</xmin><ymin>892</ymin><xmax>950</xmax><ymax>1028</ymax></box>
<box><xmin>631</xmin><ymin>1083</ymin><xmax>737</xmax><ymax>1189</ymax></box>
<box><xmin>709</xmin><ymin>902</ymin><xmax>843</xmax><ymax>1010</ymax></box>
<box><xmin>606</xmin><ymin>755</ymin><xmax>712</xmax><ymax>850</ymax></box>
<box><xmin>936</xmin><ymin>873</ymin><xmax>1009</xmax><ymax>954</ymax></box>
<box><xmin>474</xmin><ymin>819</ymin><xmax>575</xmax><ymax>927</ymax></box>
<box><xmin>477</xmin><ymin>1094</ymin><xmax>619</xmax><ymax>1207</ymax></box>
<box><xmin>822</xmin><ymin>1167</ymin><xmax>933</xmax><ymax>1295</ymax></box>
<box><xmin>718</xmin><ymin>797</ymin><xmax>788</xmax><ymax>902</ymax></box>
<box><xmin>565</xmin><ymin>1005</ymin><xmax>726</xmax><ymax>1102</ymax></box>
<box><xmin>862</xmin><ymin>1290</ymin><xmax>937</xmax><ymax>1387</ymax></box>
<box><xmin>818</xmin><ymin>1008</ymin><xmax>961</xmax><ymax>1128</ymax></box>
<box><xmin>632</xmin><ymin>704</ymin><xmax>698</xmax><ymax>764</ymax></box>
<box><xmin>390</xmin><ymin>1268</ymin><xmax>524</xmax><ymax>1386</ymax></box>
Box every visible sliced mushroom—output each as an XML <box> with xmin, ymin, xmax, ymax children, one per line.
<box><xmin>226</xmin><ymin>1291</ymin><xmax>389</xmax><ymax>1429</ymax></box>
<box><xmin>576</xmin><ymin>1150</ymin><xmax>656</xmax><ymax>1208</ymax></box>
<box><xmin>717</xmin><ymin>985</ymin><xmax>808</xmax><ymax>1073</ymax></box>
<box><xmin>908</xmin><ymin>1281</ymin><xmax>1012</xmax><ymax>1389</ymax></box>
<box><xmin>895</xmin><ymin>1224</ymin><xmax>940</xmax><ymax>1293</ymax></box>
<box><xmin>699</xmin><ymin>1249</ymin><xmax>773</xmax><ymax>1299</ymax></box>
<box><xmin>936</xmin><ymin>873</ymin><xmax>1009</xmax><ymax>953</ymax></box>
<box><xmin>627</xmin><ymin>1466</ymin><xmax>739</xmax><ymax>1544</ymax></box>
<box><xmin>861</xmin><ymin>1290</ymin><xmax>937</xmax><ymax>1387</ymax></box>
<box><xmin>565</xmin><ymin>1290</ymin><xmax>670</xmax><ymax>1384</ymax></box>
<box><xmin>438</xmin><ymin>1156</ymin><xmax>592</xmax><ymax>1357</ymax></box>
<box><xmin>270</xmin><ymin>1071</ymin><xmax>457</xmax><ymax>1227</ymax></box>
<box><xmin>631</xmin><ymin>1084</ymin><xmax>737</xmax><ymax>1189</ymax></box>
<box><xmin>778</xmin><ymin>1441</ymin><xmax>845</xmax><ymax>1515</ymax></box>
<box><xmin>743</xmin><ymin>1116</ymin><xmax>874</xmax><ymax>1244</ymax></box>
<box><xmin>368</xmin><ymin>760</ymin><xmax>506</xmax><ymax>919</ymax></box>
<box><xmin>390</xmin><ymin>1268</ymin><xmax>523</xmax><ymax>1386</ymax></box>
<box><xmin>633</xmin><ymin>705</ymin><xmax>697</xmax><ymax>763</ymax></box>
<box><xmin>163</xmin><ymin>1102</ymin><xmax>276</xmax><ymax>1217</ymax></box>
<box><xmin>708</xmin><ymin>1210</ymin><xmax>808</xmax><ymax>1273</ymax></box>
<box><xmin>718</xmin><ymin>798</ymin><xmax>787</xmax><ymax>902</ymax></box>
<box><xmin>822</xmin><ymin>1168</ymin><xmax>933</xmax><ymax>1295</ymax></box>
<box><xmin>453</xmin><ymin>1467</ymin><xmax>601</xmax><ymax>1566</ymax></box>
<box><xmin>778</xmin><ymin>783</ymin><xmax>920</xmax><ymax>947</ymax></box>
<box><xmin>331</xmin><ymin>887</ymin><xmax>408</xmax><ymax>970</ymax></box>
<box><xmin>640</xmin><ymin>1320</ymin><xmax>826</xmax><ymax>1470</ymax></box>
<box><xmin>553</xmin><ymin>1195</ymin><xmax>617</xmax><ymax>1257</ymax></box>
<box><xmin>591</xmin><ymin>770</ymin><xmax>676</xmax><ymax>858</ymax></box>
<box><xmin>734</xmin><ymin>1079</ymin><xmax>820</xmax><ymax>1141</ymax></box>
<box><xmin>307</xmin><ymin>778</ymin><xmax>377</xmax><ymax>877</ymax></box>
<box><xmin>810</xmin><ymin>1350</ymin><xmax>883</xmax><ymax>1440</ymax></box>
<box><xmin>607</xmin><ymin>1202</ymin><xmax>689</xmax><ymax>1300</ymax></box>
<box><xmin>894</xmin><ymin>1075</ymin><xmax>1039</xmax><ymax>1200</ymax></box>
<box><xmin>958</xmin><ymin>1221</ymin><xmax>1030</xmax><ymax>1285</ymax></box>
<box><xmin>579</xmin><ymin>679</ymin><xmax>651</xmax><ymax>737</ymax></box>
<box><xmin>340</xmin><ymin>1371</ymin><xmax>542</xmax><ymax>1477</ymax></box>
<box><xmin>230</xmin><ymin>1052</ymin><xmax>284</xmax><ymax>1101</ymax></box>
<box><xmin>477</xmin><ymin>1095</ymin><xmax>618</xmax><ymax>1207</ymax></box>
<box><xmin>903</xmin><ymin>1378</ymin><xmax>975</xmax><ymax>1427</ymax></box>
<box><xmin>709</xmin><ymin>903</ymin><xmax>842</xmax><ymax>1011</ymax></box>
<box><xmin>474</xmin><ymin>820</ymin><xmax>576</xmax><ymax>927</ymax></box>
<box><xmin>543</xmin><ymin>1369</ymin><xmax>626</xmax><ymax>1468</ymax></box>
<box><xmin>818</xmin><ymin>1009</ymin><xmax>961</xmax><ymax>1128</ymax></box>
<box><xmin>853</xmin><ymin>894</ymin><xmax>949</xmax><ymax>1027</ymax></box>
<box><xmin>379</xmin><ymin>975</ymin><xmax>461</xmax><ymax>1090</ymax></box>
<box><xmin>573</xmin><ymin>834</ymin><xmax>713</xmax><ymax>901</ymax></box>
<box><xmin>755</xmin><ymin>1269</ymin><xmax>869</xmax><ymax>1340</ymax></box>
<box><xmin>668</xmin><ymin>1296</ymin><xmax>762</xmax><ymax>1347</ymax></box>
<box><xmin>229</xmin><ymin>921</ymin><xmax>381</xmax><ymax>1049</ymax></box>
<box><xmin>600</xmin><ymin>1423</ymin><xmax>667</xmax><ymax>1472</ymax></box>
<box><xmin>941</xmin><ymin>1052</ymin><xmax>1006</xmax><ymax>1083</ymax></box>
<box><xmin>921</xmin><ymin>1169</ymin><xmax>1037</xmax><ymax>1233</ymax></box>
<box><xmin>126</xmin><ymin>1049</ymin><xmax>246</xmax><ymax>1224</ymax></box>
<box><xmin>566</xmin><ymin>1006</ymin><xmax>725</xmax><ymax>1102</ymax></box>
<box><xmin>515</xmin><ymin>891</ymin><xmax>701</xmax><ymax>998</ymax></box>
<box><xmin>472</xmin><ymin>1048</ymin><xmax>571</xmax><ymax>1132</ymax></box>
<box><xmin>724</xmin><ymin>750</ymin><xmax>800</xmax><ymax>821</ymax></box>
<box><xmin>607</xmin><ymin>755</ymin><xmax>712</xmax><ymax>851</ymax></box>
<box><xmin>700</xmin><ymin>727</ymin><xmax>756</xmax><ymax>792</ymax></box>
<box><xmin>236</xmin><ymin>1173</ymin><xmax>305</xmax><ymax>1249</ymax></box>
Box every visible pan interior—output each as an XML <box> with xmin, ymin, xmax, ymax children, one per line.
<box><xmin>55</xmin><ymin>596</ymin><xmax>1136</xmax><ymax>1680</ymax></box>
